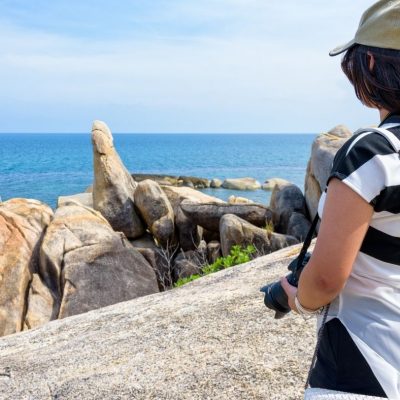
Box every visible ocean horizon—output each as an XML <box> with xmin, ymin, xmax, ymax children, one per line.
<box><xmin>0</xmin><ymin>133</ymin><xmax>317</xmax><ymax>208</ymax></box>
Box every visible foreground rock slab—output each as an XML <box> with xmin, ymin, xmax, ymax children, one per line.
<box><xmin>0</xmin><ymin>243</ymin><xmax>316</xmax><ymax>400</ymax></box>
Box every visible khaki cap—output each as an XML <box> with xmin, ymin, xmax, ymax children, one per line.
<box><xmin>330</xmin><ymin>0</ymin><xmax>400</xmax><ymax>56</ymax></box>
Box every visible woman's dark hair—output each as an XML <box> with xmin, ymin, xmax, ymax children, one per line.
<box><xmin>341</xmin><ymin>44</ymin><xmax>400</xmax><ymax>112</ymax></box>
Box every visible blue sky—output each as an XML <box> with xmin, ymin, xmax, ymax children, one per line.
<box><xmin>0</xmin><ymin>0</ymin><xmax>377</xmax><ymax>133</ymax></box>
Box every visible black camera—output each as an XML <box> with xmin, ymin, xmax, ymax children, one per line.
<box><xmin>260</xmin><ymin>252</ymin><xmax>311</xmax><ymax>319</ymax></box>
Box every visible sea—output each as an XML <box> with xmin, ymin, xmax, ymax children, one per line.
<box><xmin>0</xmin><ymin>133</ymin><xmax>316</xmax><ymax>209</ymax></box>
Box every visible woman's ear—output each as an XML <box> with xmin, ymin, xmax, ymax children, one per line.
<box><xmin>367</xmin><ymin>51</ymin><xmax>375</xmax><ymax>72</ymax></box>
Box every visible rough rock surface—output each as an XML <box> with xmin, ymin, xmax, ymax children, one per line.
<box><xmin>134</xmin><ymin>179</ymin><xmax>175</xmax><ymax>247</ymax></box>
<box><xmin>210</xmin><ymin>178</ymin><xmax>223</xmax><ymax>188</ymax></box>
<box><xmin>162</xmin><ymin>186</ymin><xmax>224</xmax><ymax>250</ymax></box>
<box><xmin>262</xmin><ymin>178</ymin><xmax>291</xmax><ymax>191</ymax></box>
<box><xmin>222</xmin><ymin>177</ymin><xmax>261</xmax><ymax>190</ymax></box>
<box><xmin>181</xmin><ymin>201</ymin><xmax>274</xmax><ymax>232</ymax></box>
<box><xmin>304</xmin><ymin>125</ymin><xmax>352</xmax><ymax>219</ymax></box>
<box><xmin>57</xmin><ymin>193</ymin><xmax>93</xmax><ymax>208</ymax></box>
<box><xmin>269</xmin><ymin>232</ymin><xmax>299</xmax><ymax>252</ymax></box>
<box><xmin>0</xmin><ymin>199</ymin><xmax>53</xmax><ymax>336</ymax></box>
<box><xmin>40</xmin><ymin>202</ymin><xmax>159</xmax><ymax>319</ymax></box>
<box><xmin>219</xmin><ymin>214</ymin><xmax>271</xmax><ymax>256</ymax></box>
<box><xmin>0</xmin><ymin>243</ymin><xmax>316</xmax><ymax>400</ymax></box>
<box><xmin>228</xmin><ymin>195</ymin><xmax>254</xmax><ymax>204</ymax></box>
<box><xmin>92</xmin><ymin>120</ymin><xmax>144</xmax><ymax>239</ymax></box>
<box><xmin>287</xmin><ymin>212</ymin><xmax>312</xmax><ymax>242</ymax></box>
<box><xmin>270</xmin><ymin>183</ymin><xmax>308</xmax><ymax>234</ymax></box>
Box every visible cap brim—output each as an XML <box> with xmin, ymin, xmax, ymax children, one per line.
<box><xmin>329</xmin><ymin>39</ymin><xmax>356</xmax><ymax>57</ymax></box>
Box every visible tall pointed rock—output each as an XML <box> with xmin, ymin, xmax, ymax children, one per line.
<box><xmin>92</xmin><ymin>120</ymin><xmax>144</xmax><ymax>239</ymax></box>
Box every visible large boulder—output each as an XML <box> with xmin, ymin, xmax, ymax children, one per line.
<box><xmin>134</xmin><ymin>180</ymin><xmax>175</xmax><ymax>248</ymax></box>
<box><xmin>228</xmin><ymin>195</ymin><xmax>254</xmax><ymax>204</ymax></box>
<box><xmin>92</xmin><ymin>120</ymin><xmax>144</xmax><ymax>239</ymax></box>
<box><xmin>0</xmin><ymin>242</ymin><xmax>317</xmax><ymax>400</ymax></box>
<box><xmin>58</xmin><ymin>193</ymin><xmax>93</xmax><ymax>208</ymax></box>
<box><xmin>219</xmin><ymin>214</ymin><xmax>271</xmax><ymax>256</ymax></box>
<box><xmin>0</xmin><ymin>199</ymin><xmax>53</xmax><ymax>336</ymax></box>
<box><xmin>305</xmin><ymin>125</ymin><xmax>352</xmax><ymax>219</ymax></box>
<box><xmin>269</xmin><ymin>232</ymin><xmax>299</xmax><ymax>252</ymax></box>
<box><xmin>210</xmin><ymin>178</ymin><xmax>223</xmax><ymax>188</ymax></box>
<box><xmin>270</xmin><ymin>183</ymin><xmax>308</xmax><ymax>234</ymax></box>
<box><xmin>222</xmin><ymin>177</ymin><xmax>261</xmax><ymax>190</ymax></box>
<box><xmin>39</xmin><ymin>202</ymin><xmax>159</xmax><ymax>319</ymax></box>
<box><xmin>162</xmin><ymin>186</ymin><xmax>224</xmax><ymax>251</ymax></box>
<box><xmin>287</xmin><ymin>212</ymin><xmax>312</xmax><ymax>242</ymax></box>
<box><xmin>181</xmin><ymin>201</ymin><xmax>274</xmax><ymax>232</ymax></box>
<box><xmin>262</xmin><ymin>178</ymin><xmax>291</xmax><ymax>191</ymax></box>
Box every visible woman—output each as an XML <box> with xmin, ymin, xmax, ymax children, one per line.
<box><xmin>281</xmin><ymin>1</ymin><xmax>400</xmax><ymax>398</ymax></box>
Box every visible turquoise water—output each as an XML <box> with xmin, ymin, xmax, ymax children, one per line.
<box><xmin>0</xmin><ymin>133</ymin><xmax>316</xmax><ymax>208</ymax></box>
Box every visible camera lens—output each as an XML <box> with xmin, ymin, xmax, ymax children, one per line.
<box><xmin>260</xmin><ymin>280</ymin><xmax>291</xmax><ymax>319</ymax></box>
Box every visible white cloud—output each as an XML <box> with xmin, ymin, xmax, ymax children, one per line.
<box><xmin>0</xmin><ymin>0</ymin><xmax>377</xmax><ymax>132</ymax></box>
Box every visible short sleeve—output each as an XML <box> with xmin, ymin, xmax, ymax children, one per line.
<box><xmin>327</xmin><ymin>131</ymin><xmax>398</xmax><ymax>209</ymax></box>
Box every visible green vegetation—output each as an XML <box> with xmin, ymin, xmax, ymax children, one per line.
<box><xmin>174</xmin><ymin>244</ymin><xmax>256</xmax><ymax>287</ymax></box>
<box><xmin>264</xmin><ymin>220</ymin><xmax>274</xmax><ymax>234</ymax></box>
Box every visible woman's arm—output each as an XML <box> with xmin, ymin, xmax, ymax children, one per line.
<box><xmin>281</xmin><ymin>178</ymin><xmax>374</xmax><ymax>311</ymax></box>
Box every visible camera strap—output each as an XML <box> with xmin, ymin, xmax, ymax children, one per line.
<box><xmin>296</xmin><ymin>213</ymin><xmax>319</xmax><ymax>270</ymax></box>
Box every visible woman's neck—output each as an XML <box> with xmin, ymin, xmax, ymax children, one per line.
<box><xmin>379</xmin><ymin>108</ymin><xmax>390</xmax><ymax>122</ymax></box>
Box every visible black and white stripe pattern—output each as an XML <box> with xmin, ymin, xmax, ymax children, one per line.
<box><xmin>321</xmin><ymin>115</ymin><xmax>400</xmax><ymax>267</ymax></box>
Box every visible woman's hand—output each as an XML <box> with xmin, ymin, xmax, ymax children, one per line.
<box><xmin>280</xmin><ymin>277</ymin><xmax>298</xmax><ymax>312</ymax></box>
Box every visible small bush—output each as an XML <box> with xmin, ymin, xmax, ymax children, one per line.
<box><xmin>174</xmin><ymin>244</ymin><xmax>256</xmax><ymax>287</ymax></box>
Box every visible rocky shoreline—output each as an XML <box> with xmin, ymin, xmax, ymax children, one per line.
<box><xmin>0</xmin><ymin>121</ymin><xmax>352</xmax><ymax>339</ymax></box>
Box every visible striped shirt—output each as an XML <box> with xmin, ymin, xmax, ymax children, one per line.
<box><xmin>317</xmin><ymin>114</ymin><xmax>400</xmax><ymax>399</ymax></box>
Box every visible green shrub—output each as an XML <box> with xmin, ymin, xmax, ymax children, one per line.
<box><xmin>174</xmin><ymin>244</ymin><xmax>256</xmax><ymax>287</ymax></box>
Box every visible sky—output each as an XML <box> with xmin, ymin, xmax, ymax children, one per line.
<box><xmin>0</xmin><ymin>0</ymin><xmax>378</xmax><ymax>133</ymax></box>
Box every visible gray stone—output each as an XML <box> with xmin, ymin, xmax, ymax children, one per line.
<box><xmin>304</xmin><ymin>125</ymin><xmax>352</xmax><ymax>219</ymax></box>
<box><xmin>172</xmin><ymin>258</ymin><xmax>201</xmax><ymax>281</ymax></box>
<box><xmin>270</xmin><ymin>183</ymin><xmax>307</xmax><ymax>234</ymax></box>
<box><xmin>134</xmin><ymin>179</ymin><xmax>175</xmax><ymax>248</ymax></box>
<box><xmin>130</xmin><ymin>233</ymin><xmax>157</xmax><ymax>249</ymax></box>
<box><xmin>287</xmin><ymin>212</ymin><xmax>312</xmax><ymax>242</ymax></box>
<box><xmin>0</xmin><ymin>242</ymin><xmax>317</xmax><ymax>400</ymax></box>
<box><xmin>181</xmin><ymin>200</ymin><xmax>274</xmax><ymax>232</ymax></box>
<box><xmin>210</xmin><ymin>178</ymin><xmax>222</xmax><ymax>188</ymax></box>
<box><xmin>179</xmin><ymin>176</ymin><xmax>210</xmax><ymax>189</ymax></box>
<box><xmin>58</xmin><ymin>192</ymin><xmax>93</xmax><ymax>208</ymax></box>
<box><xmin>92</xmin><ymin>120</ymin><xmax>144</xmax><ymax>239</ymax></box>
<box><xmin>222</xmin><ymin>177</ymin><xmax>261</xmax><ymax>190</ymax></box>
<box><xmin>207</xmin><ymin>241</ymin><xmax>221</xmax><ymax>264</ymax></box>
<box><xmin>262</xmin><ymin>178</ymin><xmax>291</xmax><ymax>191</ymax></box>
<box><xmin>39</xmin><ymin>203</ymin><xmax>159</xmax><ymax>319</ymax></box>
<box><xmin>219</xmin><ymin>214</ymin><xmax>271</xmax><ymax>257</ymax></box>
<box><xmin>269</xmin><ymin>232</ymin><xmax>299</xmax><ymax>252</ymax></box>
<box><xmin>228</xmin><ymin>195</ymin><xmax>254</xmax><ymax>204</ymax></box>
<box><xmin>0</xmin><ymin>199</ymin><xmax>53</xmax><ymax>337</ymax></box>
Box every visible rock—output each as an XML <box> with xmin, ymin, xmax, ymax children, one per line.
<box><xmin>287</xmin><ymin>212</ymin><xmax>312</xmax><ymax>242</ymax></box>
<box><xmin>24</xmin><ymin>273</ymin><xmax>56</xmax><ymax>330</ymax></box>
<box><xmin>202</xmin><ymin>229</ymin><xmax>220</xmax><ymax>243</ymax></box>
<box><xmin>92</xmin><ymin>120</ymin><xmax>144</xmax><ymax>239</ymax></box>
<box><xmin>219</xmin><ymin>214</ymin><xmax>271</xmax><ymax>257</ymax></box>
<box><xmin>57</xmin><ymin>193</ymin><xmax>93</xmax><ymax>208</ymax></box>
<box><xmin>179</xmin><ymin>176</ymin><xmax>210</xmax><ymax>189</ymax></box>
<box><xmin>0</xmin><ymin>199</ymin><xmax>53</xmax><ymax>337</ymax></box>
<box><xmin>172</xmin><ymin>258</ymin><xmax>202</xmax><ymax>281</ymax></box>
<box><xmin>130</xmin><ymin>233</ymin><xmax>157</xmax><ymax>249</ymax></box>
<box><xmin>262</xmin><ymin>178</ymin><xmax>291</xmax><ymax>191</ymax></box>
<box><xmin>304</xmin><ymin>125</ymin><xmax>352</xmax><ymax>219</ymax></box>
<box><xmin>136</xmin><ymin>248</ymin><xmax>172</xmax><ymax>291</ymax></box>
<box><xmin>39</xmin><ymin>203</ymin><xmax>159</xmax><ymax>319</ymax></box>
<box><xmin>85</xmin><ymin>184</ymin><xmax>93</xmax><ymax>193</ymax></box>
<box><xmin>176</xmin><ymin>206</ymin><xmax>202</xmax><ymax>251</ymax></box>
<box><xmin>210</xmin><ymin>178</ymin><xmax>222</xmax><ymax>188</ymax></box>
<box><xmin>207</xmin><ymin>241</ymin><xmax>221</xmax><ymax>264</ymax></box>
<box><xmin>134</xmin><ymin>180</ymin><xmax>175</xmax><ymax>248</ymax></box>
<box><xmin>270</xmin><ymin>183</ymin><xmax>307</xmax><ymax>234</ymax></box>
<box><xmin>161</xmin><ymin>186</ymin><xmax>224</xmax><ymax>251</ymax></box>
<box><xmin>181</xmin><ymin>180</ymin><xmax>194</xmax><ymax>188</ymax></box>
<box><xmin>269</xmin><ymin>232</ymin><xmax>299</xmax><ymax>252</ymax></box>
<box><xmin>222</xmin><ymin>177</ymin><xmax>261</xmax><ymax>190</ymax></box>
<box><xmin>0</xmin><ymin>242</ymin><xmax>316</xmax><ymax>400</ymax></box>
<box><xmin>181</xmin><ymin>200</ymin><xmax>274</xmax><ymax>232</ymax></box>
<box><xmin>228</xmin><ymin>195</ymin><xmax>254</xmax><ymax>204</ymax></box>
<box><xmin>161</xmin><ymin>186</ymin><xmax>224</xmax><ymax>208</ymax></box>
<box><xmin>132</xmin><ymin>173</ymin><xmax>180</xmax><ymax>186</ymax></box>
